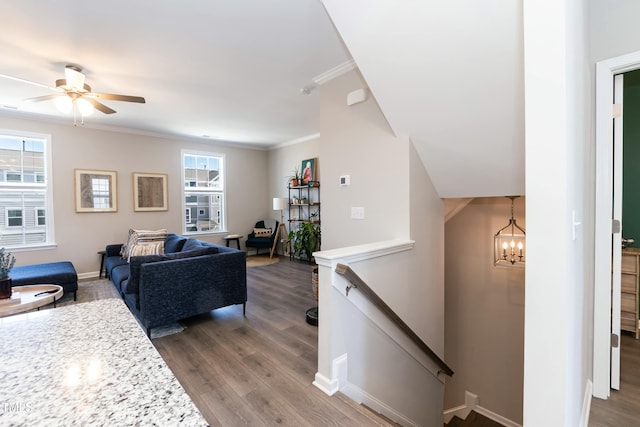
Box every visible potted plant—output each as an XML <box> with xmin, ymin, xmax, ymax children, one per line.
<box><xmin>289</xmin><ymin>166</ymin><xmax>301</xmax><ymax>187</ymax></box>
<box><xmin>288</xmin><ymin>222</ymin><xmax>321</xmax><ymax>263</ymax></box>
<box><xmin>0</xmin><ymin>248</ymin><xmax>16</xmax><ymax>299</ymax></box>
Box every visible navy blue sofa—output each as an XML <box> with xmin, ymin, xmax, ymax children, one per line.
<box><xmin>105</xmin><ymin>233</ymin><xmax>246</xmax><ymax>336</ymax></box>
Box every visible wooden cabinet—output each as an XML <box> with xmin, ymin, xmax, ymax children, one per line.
<box><xmin>621</xmin><ymin>248</ymin><xmax>640</xmax><ymax>338</ymax></box>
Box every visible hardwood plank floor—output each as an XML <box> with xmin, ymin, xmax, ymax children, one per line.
<box><xmin>589</xmin><ymin>333</ymin><xmax>640</xmax><ymax>426</ymax></box>
<box><xmin>152</xmin><ymin>256</ymin><xmax>395</xmax><ymax>427</ymax></box>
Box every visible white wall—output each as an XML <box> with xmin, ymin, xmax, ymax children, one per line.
<box><xmin>444</xmin><ymin>197</ymin><xmax>525</xmax><ymax>424</ymax></box>
<box><xmin>523</xmin><ymin>0</ymin><xmax>590</xmax><ymax>425</ymax></box>
<box><xmin>319</xmin><ymin>69</ymin><xmax>410</xmax><ymax>250</ymax></box>
<box><xmin>0</xmin><ymin>114</ymin><xmax>268</xmax><ymax>276</ymax></box>
<box><xmin>315</xmin><ymin>67</ymin><xmax>445</xmax><ymax>424</ymax></box>
<box><xmin>589</xmin><ymin>0</ymin><xmax>640</xmax><ymax>63</ymax></box>
<box><xmin>268</xmin><ymin>137</ymin><xmax>320</xmax><ymax>235</ymax></box>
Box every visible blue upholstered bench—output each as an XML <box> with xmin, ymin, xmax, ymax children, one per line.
<box><xmin>10</xmin><ymin>261</ymin><xmax>78</xmax><ymax>301</ymax></box>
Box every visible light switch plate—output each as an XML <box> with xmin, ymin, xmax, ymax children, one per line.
<box><xmin>351</xmin><ymin>207</ymin><xmax>365</xmax><ymax>220</ymax></box>
<box><xmin>340</xmin><ymin>175</ymin><xmax>350</xmax><ymax>186</ymax></box>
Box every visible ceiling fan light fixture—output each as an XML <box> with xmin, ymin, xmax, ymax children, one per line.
<box><xmin>76</xmin><ymin>98</ymin><xmax>94</xmax><ymax>116</ymax></box>
<box><xmin>53</xmin><ymin>95</ymin><xmax>72</xmax><ymax>114</ymax></box>
<box><xmin>64</xmin><ymin>65</ymin><xmax>85</xmax><ymax>90</ymax></box>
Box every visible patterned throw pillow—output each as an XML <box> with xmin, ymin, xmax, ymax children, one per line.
<box><xmin>253</xmin><ymin>228</ymin><xmax>272</xmax><ymax>238</ymax></box>
<box><xmin>121</xmin><ymin>228</ymin><xmax>167</xmax><ymax>260</ymax></box>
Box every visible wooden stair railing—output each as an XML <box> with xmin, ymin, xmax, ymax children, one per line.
<box><xmin>335</xmin><ymin>263</ymin><xmax>454</xmax><ymax>377</ymax></box>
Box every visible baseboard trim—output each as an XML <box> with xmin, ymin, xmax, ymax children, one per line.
<box><xmin>443</xmin><ymin>390</ymin><xmax>521</xmax><ymax>427</ymax></box>
<box><xmin>443</xmin><ymin>391</ymin><xmax>477</xmax><ymax>423</ymax></box>
<box><xmin>342</xmin><ymin>381</ymin><xmax>418</xmax><ymax>427</ymax></box>
<box><xmin>78</xmin><ymin>271</ymin><xmax>100</xmax><ymax>280</ymax></box>
<box><xmin>313</xmin><ymin>353</ymin><xmax>348</xmax><ymax>396</ymax></box>
<box><xmin>313</xmin><ymin>372</ymin><xmax>339</xmax><ymax>396</ymax></box>
<box><xmin>579</xmin><ymin>380</ymin><xmax>593</xmax><ymax>427</ymax></box>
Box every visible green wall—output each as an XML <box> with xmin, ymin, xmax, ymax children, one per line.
<box><xmin>623</xmin><ymin>69</ymin><xmax>640</xmax><ymax>243</ymax></box>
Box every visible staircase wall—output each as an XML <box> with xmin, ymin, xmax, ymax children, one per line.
<box><xmin>316</xmin><ymin>67</ymin><xmax>445</xmax><ymax>425</ymax></box>
<box><xmin>444</xmin><ymin>197</ymin><xmax>525</xmax><ymax>424</ymax></box>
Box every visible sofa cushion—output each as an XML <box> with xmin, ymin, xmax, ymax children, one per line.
<box><xmin>105</xmin><ymin>255</ymin><xmax>129</xmax><ymax>278</ymax></box>
<box><xmin>110</xmin><ymin>264</ymin><xmax>131</xmax><ymax>293</ymax></box>
<box><xmin>121</xmin><ymin>229</ymin><xmax>167</xmax><ymax>260</ymax></box>
<box><xmin>164</xmin><ymin>233</ymin><xmax>187</xmax><ymax>253</ymax></box>
<box><xmin>181</xmin><ymin>238</ymin><xmax>203</xmax><ymax>252</ymax></box>
<box><xmin>123</xmin><ymin>246</ymin><xmax>219</xmax><ymax>295</ymax></box>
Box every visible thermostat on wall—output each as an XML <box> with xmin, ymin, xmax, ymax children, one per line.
<box><xmin>340</xmin><ymin>175</ymin><xmax>350</xmax><ymax>186</ymax></box>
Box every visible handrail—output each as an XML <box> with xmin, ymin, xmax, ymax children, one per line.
<box><xmin>335</xmin><ymin>263</ymin><xmax>454</xmax><ymax>377</ymax></box>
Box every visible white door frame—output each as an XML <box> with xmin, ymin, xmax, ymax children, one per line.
<box><xmin>594</xmin><ymin>50</ymin><xmax>640</xmax><ymax>399</ymax></box>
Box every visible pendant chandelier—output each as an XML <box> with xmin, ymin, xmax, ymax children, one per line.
<box><xmin>494</xmin><ymin>196</ymin><xmax>525</xmax><ymax>268</ymax></box>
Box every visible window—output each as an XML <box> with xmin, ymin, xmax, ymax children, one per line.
<box><xmin>36</xmin><ymin>208</ymin><xmax>46</xmax><ymax>226</ymax></box>
<box><xmin>6</xmin><ymin>209</ymin><xmax>23</xmax><ymax>227</ymax></box>
<box><xmin>0</xmin><ymin>132</ymin><xmax>54</xmax><ymax>248</ymax></box>
<box><xmin>182</xmin><ymin>151</ymin><xmax>225</xmax><ymax>234</ymax></box>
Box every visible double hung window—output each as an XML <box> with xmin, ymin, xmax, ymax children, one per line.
<box><xmin>182</xmin><ymin>151</ymin><xmax>225</xmax><ymax>234</ymax></box>
<box><xmin>0</xmin><ymin>133</ymin><xmax>54</xmax><ymax>248</ymax></box>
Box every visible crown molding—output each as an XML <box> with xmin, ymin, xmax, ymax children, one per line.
<box><xmin>312</xmin><ymin>59</ymin><xmax>357</xmax><ymax>86</ymax></box>
<box><xmin>270</xmin><ymin>133</ymin><xmax>320</xmax><ymax>150</ymax></box>
<box><xmin>0</xmin><ymin>108</ymin><xmax>271</xmax><ymax>151</ymax></box>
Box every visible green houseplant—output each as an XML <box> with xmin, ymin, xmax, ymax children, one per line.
<box><xmin>0</xmin><ymin>248</ymin><xmax>16</xmax><ymax>299</ymax></box>
<box><xmin>289</xmin><ymin>166</ymin><xmax>301</xmax><ymax>187</ymax></box>
<box><xmin>288</xmin><ymin>222</ymin><xmax>321</xmax><ymax>263</ymax></box>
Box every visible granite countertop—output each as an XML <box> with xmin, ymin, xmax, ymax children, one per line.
<box><xmin>0</xmin><ymin>298</ymin><xmax>207</xmax><ymax>426</ymax></box>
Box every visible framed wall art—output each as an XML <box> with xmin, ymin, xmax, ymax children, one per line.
<box><xmin>301</xmin><ymin>158</ymin><xmax>316</xmax><ymax>186</ymax></box>
<box><xmin>133</xmin><ymin>172</ymin><xmax>168</xmax><ymax>212</ymax></box>
<box><xmin>74</xmin><ymin>169</ymin><xmax>118</xmax><ymax>213</ymax></box>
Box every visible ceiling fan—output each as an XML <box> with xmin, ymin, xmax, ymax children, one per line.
<box><xmin>1</xmin><ymin>64</ymin><xmax>145</xmax><ymax>124</ymax></box>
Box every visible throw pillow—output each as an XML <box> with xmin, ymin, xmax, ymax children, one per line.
<box><xmin>253</xmin><ymin>228</ymin><xmax>272</xmax><ymax>238</ymax></box>
<box><xmin>181</xmin><ymin>238</ymin><xmax>203</xmax><ymax>252</ymax></box>
<box><xmin>121</xmin><ymin>229</ymin><xmax>167</xmax><ymax>260</ymax></box>
<box><xmin>164</xmin><ymin>233</ymin><xmax>187</xmax><ymax>253</ymax></box>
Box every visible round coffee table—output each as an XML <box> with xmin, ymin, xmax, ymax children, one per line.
<box><xmin>0</xmin><ymin>284</ymin><xmax>63</xmax><ymax>318</ymax></box>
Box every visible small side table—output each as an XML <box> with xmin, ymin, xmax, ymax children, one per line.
<box><xmin>223</xmin><ymin>234</ymin><xmax>242</xmax><ymax>250</ymax></box>
<box><xmin>98</xmin><ymin>250</ymin><xmax>106</xmax><ymax>278</ymax></box>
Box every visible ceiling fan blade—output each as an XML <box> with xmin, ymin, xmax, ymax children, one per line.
<box><xmin>24</xmin><ymin>94</ymin><xmax>64</xmax><ymax>103</ymax></box>
<box><xmin>0</xmin><ymin>73</ymin><xmax>60</xmax><ymax>92</ymax></box>
<box><xmin>85</xmin><ymin>97</ymin><xmax>116</xmax><ymax>114</ymax></box>
<box><xmin>89</xmin><ymin>92</ymin><xmax>146</xmax><ymax>103</ymax></box>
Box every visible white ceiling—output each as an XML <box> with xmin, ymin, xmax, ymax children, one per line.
<box><xmin>0</xmin><ymin>0</ymin><xmax>351</xmax><ymax>147</ymax></box>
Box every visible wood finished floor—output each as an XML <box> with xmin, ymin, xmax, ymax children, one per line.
<box><xmin>152</xmin><ymin>256</ymin><xmax>395</xmax><ymax>427</ymax></box>
<box><xmin>589</xmin><ymin>333</ymin><xmax>640</xmax><ymax>426</ymax></box>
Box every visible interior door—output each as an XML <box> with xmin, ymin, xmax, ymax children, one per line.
<box><xmin>611</xmin><ymin>73</ymin><xmax>624</xmax><ymax>390</ymax></box>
